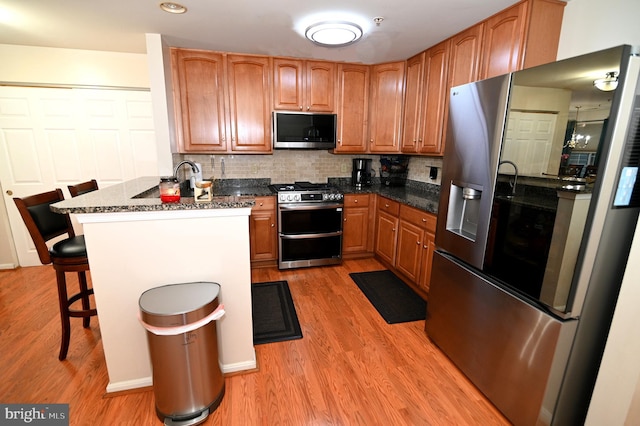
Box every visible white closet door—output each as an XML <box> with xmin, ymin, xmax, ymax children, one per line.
<box><xmin>502</xmin><ymin>111</ymin><xmax>557</xmax><ymax>177</ymax></box>
<box><xmin>0</xmin><ymin>86</ymin><xmax>157</xmax><ymax>266</ymax></box>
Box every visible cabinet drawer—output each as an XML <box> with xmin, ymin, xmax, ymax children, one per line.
<box><xmin>400</xmin><ymin>204</ymin><xmax>436</xmax><ymax>233</ymax></box>
<box><xmin>252</xmin><ymin>196</ymin><xmax>276</xmax><ymax>211</ymax></box>
<box><xmin>377</xmin><ymin>196</ymin><xmax>400</xmax><ymax>216</ymax></box>
<box><xmin>344</xmin><ymin>193</ymin><xmax>371</xmax><ymax>208</ymax></box>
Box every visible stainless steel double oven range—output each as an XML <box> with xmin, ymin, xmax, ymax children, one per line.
<box><xmin>269</xmin><ymin>182</ymin><xmax>344</xmax><ymax>269</ymax></box>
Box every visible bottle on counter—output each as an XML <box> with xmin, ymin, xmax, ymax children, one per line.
<box><xmin>159</xmin><ymin>176</ymin><xmax>180</xmax><ymax>203</ymax></box>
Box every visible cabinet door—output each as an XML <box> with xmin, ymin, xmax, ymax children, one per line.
<box><xmin>249</xmin><ymin>197</ymin><xmax>277</xmax><ymax>262</ymax></box>
<box><xmin>335</xmin><ymin>64</ymin><xmax>369</xmax><ymax>153</ymax></box>
<box><xmin>401</xmin><ymin>53</ymin><xmax>425</xmax><ymax>154</ymax></box>
<box><xmin>419</xmin><ymin>40</ymin><xmax>450</xmax><ymax>155</ymax></box>
<box><xmin>172</xmin><ymin>49</ymin><xmax>229</xmax><ymax>152</ymax></box>
<box><xmin>448</xmin><ymin>24</ymin><xmax>484</xmax><ymax>89</ymax></box>
<box><xmin>480</xmin><ymin>2</ymin><xmax>527</xmax><ymax>79</ymax></box>
<box><xmin>375</xmin><ymin>210</ymin><xmax>398</xmax><ymax>265</ymax></box>
<box><xmin>368</xmin><ymin>61</ymin><xmax>405</xmax><ymax>153</ymax></box>
<box><xmin>418</xmin><ymin>235</ymin><xmax>436</xmax><ymax>294</ymax></box>
<box><xmin>396</xmin><ymin>220</ymin><xmax>424</xmax><ymax>282</ymax></box>
<box><xmin>343</xmin><ymin>206</ymin><xmax>370</xmax><ymax>254</ymax></box>
<box><xmin>227</xmin><ymin>54</ymin><xmax>272</xmax><ymax>153</ymax></box>
<box><xmin>273</xmin><ymin>58</ymin><xmax>303</xmax><ymax>111</ymax></box>
<box><xmin>306</xmin><ymin>61</ymin><xmax>336</xmax><ymax>112</ymax></box>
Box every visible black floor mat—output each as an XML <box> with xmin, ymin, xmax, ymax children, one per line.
<box><xmin>349</xmin><ymin>270</ymin><xmax>427</xmax><ymax>324</ymax></box>
<box><xmin>251</xmin><ymin>280</ymin><xmax>303</xmax><ymax>345</ymax></box>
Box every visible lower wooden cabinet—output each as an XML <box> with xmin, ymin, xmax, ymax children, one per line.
<box><xmin>249</xmin><ymin>196</ymin><xmax>277</xmax><ymax>265</ymax></box>
<box><xmin>374</xmin><ymin>195</ymin><xmax>437</xmax><ymax>297</ymax></box>
<box><xmin>342</xmin><ymin>194</ymin><xmax>374</xmax><ymax>256</ymax></box>
<box><xmin>396</xmin><ymin>204</ymin><xmax>437</xmax><ymax>294</ymax></box>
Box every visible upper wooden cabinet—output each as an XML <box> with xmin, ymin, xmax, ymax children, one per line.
<box><xmin>480</xmin><ymin>0</ymin><xmax>565</xmax><ymax>79</ymax></box>
<box><xmin>171</xmin><ymin>49</ymin><xmax>229</xmax><ymax>152</ymax></box>
<box><xmin>448</xmin><ymin>24</ymin><xmax>484</xmax><ymax>89</ymax></box>
<box><xmin>273</xmin><ymin>58</ymin><xmax>336</xmax><ymax>112</ymax></box>
<box><xmin>172</xmin><ymin>49</ymin><xmax>273</xmax><ymax>154</ymax></box>
<box><xmin>226</xmin><ymin>54</ymin><xmax>273</xmax><ymax>153</ymax></box>
<box><xmin>368</xmin><ymin>61</ymin><xmax>405</xmax><ymax>153</ymax></box>
<box><xmin>334</xmin><ymin>63</ymin><xmax>370</xmax><ymax>153</ymax></box>
<box><xmin>401</xmin><ymin>41</ymin><xmax>450</xmax><ymax>155</ymax></box>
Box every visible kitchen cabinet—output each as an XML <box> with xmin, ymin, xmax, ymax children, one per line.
<box><xmin>368</xmin><ymin>61</ymin><xmax>405</xmax><ymax>153</ymax></box>
<box><xmin>401</xmin><ymin>41</ymin><xmax>450</xmax><ymax>155</ymax></box>
<box><xmin>171</xmin><ymin>49</ymin><xmax>229</xmax><ymax>152</ymax></box>
<box><xmin>448</xmin><ymin>24</ymin><xmax>484</xmax><ymax>89</ymax></box>
<box><xmin>395</xmin><ymin>204</ymin><xmax>437</xmax><ymax>295</ymax></box>
<box><xmin>249</xmin><ymin>196</ymin><xmax>277</xmax><ymax>265</ymax></box>
<box><xmin>273</xmin><ymin>58</ymin><xmax>336</xmax><ymax>112</ymax></box>
<box><xmin>342</xmin><ymin>194</ymin><xmax>374</xmax><ymax>256</ymax></box>
<box><xmin>374</xmin><ymin>197</ymin><xmax>400</xmax><ymax>265</ymax></box>
<box><xmin>226</xmin><ymin>54</ymin><xmax>273</xmax><ymax>153</ymax></box>
<box><xmin>400</xmin><ymin>52</ymin><xmax>425</xmax><ymax>154</ymax></box>
<box><xmin>172</xmin><ymin>49</ymin><xmax>273</xmax><ymax>154</ymax></box>
<box><xmin>480</xmin><ymin>0</ymin><xmax>565</xmax><ymax>80</ymax></box>
<box><xmin>334</xmin><ymin>63</ymin><xmax>370</xmax><ymax>153</ymax></box>
<box><xmin>373</xmin><ymin>196</ymin><xmax>436</xmax><ymax>296</ymax></box>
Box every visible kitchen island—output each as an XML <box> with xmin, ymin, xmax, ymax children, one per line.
<box><xmin>52</xmin><ymin>177</ymin><xmax>257</xmax><ymax>393</ymax></box>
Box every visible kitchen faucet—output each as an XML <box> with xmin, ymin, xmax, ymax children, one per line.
<box><xmin>498</xmin><ymin>160</ymin><xmax>518</xmax><ymax>197</ymax></box>
<box><xmin>174</xmin><ymin>160</ymin><xmax>202</xmax><ymax>188</ymax></box>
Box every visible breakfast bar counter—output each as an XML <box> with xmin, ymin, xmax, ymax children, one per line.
<box><xmin>52</xmin><ymin>177</ymin><xmax>257</xmax><ymax>393</ymax></box>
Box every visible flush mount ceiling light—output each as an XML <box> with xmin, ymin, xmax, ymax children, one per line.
<box><xmin>594</xmin><ymin>71</ymin><xmax>618</xmax><ymax>92</ymax></box>
<box><xmin>305</xmin><ymin>21</ymin><xmax>363</xmax><ymax>47</ymax></box>
<box><xmin>159</xmin><ymin>2</ymin><xmax>187</xmax><ymax>14</ymax></box>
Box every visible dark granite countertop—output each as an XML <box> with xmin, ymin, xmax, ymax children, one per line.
<box><xmin>51</xmin><ymin>176</ymin><xmax>256</xmax><ymax>214</ymax></box>
<box><xmin>329</xmin><ymin>178</ymin><xmax>440</xmax><ymax>215</ymax></box>
<box><xmin>52</xmin><ymin>176</ymin><xmax>441</xmax><ymax>216</ymax></box>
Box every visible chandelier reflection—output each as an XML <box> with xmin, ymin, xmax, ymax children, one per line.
<box><xmin>564</xmin><ymin>106</ymin><xmax>591</xmax><ymax>149</ymax></box>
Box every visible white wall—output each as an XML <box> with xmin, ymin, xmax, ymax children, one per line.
<box><xmin>556</xmin><ymin>0</ymin><xmax>640</xmax><ymax>424</ymax></box>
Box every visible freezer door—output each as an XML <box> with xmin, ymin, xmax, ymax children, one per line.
<box><xmin>426</xmin><ymin>251</ymin><xmax>577</xmax><ymax>426</ymax></box>
<box><xmin>436</xmin><ymin>75</ymin><xmax>511</xmax><ymax>269</ymax></box>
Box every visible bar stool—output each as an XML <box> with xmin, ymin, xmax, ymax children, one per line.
<box><xmin>68</xmin><ymin>179</ymin><xmax>98</xmax><ymax>197</ymax></box>
<box><xmin>13</xmin><ymin>189</ymin><xmax>96</xmax><ymax>360</ymax></box>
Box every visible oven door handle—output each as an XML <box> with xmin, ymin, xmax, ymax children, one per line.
<box><xmin>278</xmin><ymin>203</ymin><xmax>343</xmax><ymax>211</ymax></box>
<box><xmin>279</xmin><ymin>231</ymin><xmax>343</xmax><ymax>239</ymax></box>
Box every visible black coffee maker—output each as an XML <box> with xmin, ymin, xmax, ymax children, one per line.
<box><xmin>352</xmin><ymin>158</ymin><xmax>373</xmax><ymax>188</ymax></box>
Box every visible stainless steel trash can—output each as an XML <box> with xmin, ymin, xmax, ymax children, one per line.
<box><xmin>139</xmin><ymin>282</ymin><xmax>225</xmax><ymax>426</ymax></box>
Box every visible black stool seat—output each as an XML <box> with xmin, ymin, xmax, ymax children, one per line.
<box><xmin>14</xmin><ymin>189</ymin><xmax>97</xmax><ymax>361</ymax></box>
<box><xmin>51</xmin><ymin>236</ymin><xmax>87</xmax><ymax>258</ymax></box>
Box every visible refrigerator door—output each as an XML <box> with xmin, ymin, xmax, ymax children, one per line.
<box><xmin>426</xmin><ymin>251</ymin><xmax>577</xmax><ymax>426</ymax></box>
<box><xmin>436</xmin><ymin>74</ymin><xmax>511</xmax><ymax>269</ymax></box>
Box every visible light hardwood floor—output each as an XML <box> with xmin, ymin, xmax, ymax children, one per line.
<box><xmin>0</xmin><ymin>258</ymin><xmax>510</xmax><ymax>425</ymax></box>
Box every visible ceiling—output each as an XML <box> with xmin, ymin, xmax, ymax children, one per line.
<box><xmin>0</xmin><ymin>0</ymin><xmax>523</xmax><ymax>64</ymax></box>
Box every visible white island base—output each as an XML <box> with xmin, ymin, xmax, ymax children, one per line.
<box><xmin>77</xmin><ymin>208</ymin><xmax>256</xmax><ymax>393</ymax></box>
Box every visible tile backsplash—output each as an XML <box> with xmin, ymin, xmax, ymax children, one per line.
<box><xmin>174</xmin><ymin>151</ymin><xmax>443</xmax><ymax>186</ymax></box>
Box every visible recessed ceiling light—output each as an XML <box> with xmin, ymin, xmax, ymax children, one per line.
<box><xmin>305</xmin><ymin>21</ymin><xmax>363</xmax><ymax>47</ymax></box>
<box><xmin>160</xmin><ymin>2</ymin><xmax>187</xmax><ymax>14</ymax></box>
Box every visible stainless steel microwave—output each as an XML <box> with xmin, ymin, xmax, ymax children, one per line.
<box><xmin>272</xmin><ymin>111</ymin><xmax>337</xmax><ymax>149</ymax></box>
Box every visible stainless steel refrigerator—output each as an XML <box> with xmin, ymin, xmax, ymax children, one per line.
<box><xmin>425</xmin><ymin>45</ymin><xmax>640</xmax><ymax>425</ymax></box>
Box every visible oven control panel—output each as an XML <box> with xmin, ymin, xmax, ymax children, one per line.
<box><xmin>277</xmin><ymin>191</ymin><xmax>343</xmax><ymax>203</ymax></box>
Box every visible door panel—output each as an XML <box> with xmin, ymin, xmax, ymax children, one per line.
<box><xmin>0</xmin><ymin>86</ymin><xmax>157</xmax><ymax>266</ymax></box>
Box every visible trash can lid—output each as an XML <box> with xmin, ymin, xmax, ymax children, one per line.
<box><xmin>139</xmin><ymin>282</ymin><xmax>220</xmax><ymax>316</ymax></box>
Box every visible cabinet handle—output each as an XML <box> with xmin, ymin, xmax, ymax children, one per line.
<box><xmin>307</xmin><ymin>106</ymin><xmax>310</xmax><ymax>111</ymax></box>
<box><xmin>370</xmin><ymin>139</ymin><xmax>374</xmax><ymax>143</ymax></box>
<box><xmin>344</xmin><ymin>218</ymin><xmax>347</xmax><ymax>222</ymax></box>
<box><xmin>423</xmin><ymin>245</ymin><xmax>427</xmax><ymax>249</ymax></box>
<box><xmin>385</xmin><ymin>204</ymin><xmax>390</xmax><ymax>208</ymax></box>
<box><xmin>271</xmin><ymin>223</ymin><xmax>275</xmax><ymax>227</ymax></box>
<box><xmin>417</xmin><ymin>241</ymin><xmax>421</xmax><ymax>245</ymax></box>
<box><xmin>299</xmin><ymin>106</ymin><xmax>303</xmax><ymax>110</ymax></box>
<box><xmin>354</xmin><ymin>199</ymin><xmax>358</xmax><ymax>203</ymax></box>
<box><xmin>259</xmin><ymin>202</ymin><xmax>264</xmax><ymax>206</ymax></box>
<box><xmin>392</xmin><ymin>228</ymin><xmax>396</xmax><ymax>232</ymax></box>
<box><xmin>422</xmin><ymin>218</ymin><xmax>427</xmax><ymax>222</ymax></box>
